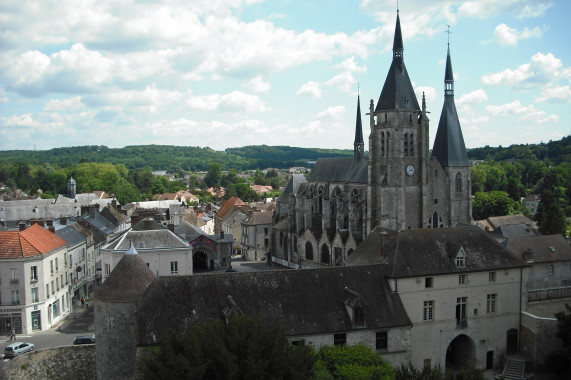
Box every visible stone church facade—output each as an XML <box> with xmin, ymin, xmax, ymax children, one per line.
<box><xmin>272</xmin><ymin>11</ymin><xmax>472</xmax><ymax>268</ymax></box>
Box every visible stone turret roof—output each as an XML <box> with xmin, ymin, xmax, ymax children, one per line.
<box><xmin>375</xmin><ymin>11</ymin><xmax>420</xmax><ymax>112</ymax></box>
<box><xmin>431</xmin><ymin>45</ymin><xmax>469</xmax><ymax>167</ymax></box>
<box><xmin>94</xmin><ymin>248</ymin><xmax>156</xmax><ymax>303</ymax></box>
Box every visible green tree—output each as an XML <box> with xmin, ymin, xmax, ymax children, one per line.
<box><xmin>204</xmin><ymin>163</ymin><xmax>222</xmax><ymax>188</ymax></box>
<box><xmin>141</xmin><ymin>315</ymin><xmax>315</xmax><ymax>380</ymax></box>
<box><xmin>535</xmin><ymin>189</ymin><xmax>566</xmax><ymax>236</ymax></box>
<box><xmin>472</xmin><ymin>191</ymin><xmax>521</xmax><ymax>220</ymax></box>
<box><xmin>314</xmin><ymin>344</ymin><xmax>395</xmax><ymax>380</ymax></box>
<box><xmin>151</xmin><ymin>175</ymin><xmax>169</xmax><ymax>195</ymax></box>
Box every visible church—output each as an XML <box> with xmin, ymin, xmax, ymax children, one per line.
<box><xmin>272</xmin><ymin>11</ymin><xmax>472</xmax><ymax>268</ymax></box>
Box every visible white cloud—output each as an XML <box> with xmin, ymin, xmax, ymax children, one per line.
<box><xmin>481</xmin><ymin>52</ymin><xmax>568</xmax><ymax>90</ymax></box>
<box><xmin>494</xmin><ymin>23</ymin><xmax>546</xmax><ymax>46</ymax></box>
<box><xmin>243</xmin><ymin>76</ymin><xmax>271</xmax><ymax>94</ymax></box>
<box><xmin>535</xmin><ymin>85</ymin><xmax>571</xmax><ymax>103</ymax></box>
<box><xmin>458</xmin><ymin>0</ymin><xmax>552</xmax><ymax>19</ymax></box>
<box><xmin>297</xmin><ymin>81</ymin><xmax>322</xmax><ymax>98</ymax></box>
<box><xmin>486</xmin><ymin>100</ymin><xmax>558</xmax><ymax>123</ymax></box>
<box><xmin>43</xmin><ymin>96</ymin><xmax>85</xmax><ymax>111</ymax></box>
<box><xmin>325</xmin><ymin>72</ymin><xmax>356</xmax><ymax>94</ymax></box>
<box><xmin>414</xmin><ymin>86</ymin><xmax>437</xmax><ymax>107</ymax></box>
<box><xmin>457</xmin><ymin>89</ymin><xmax>488</xmax><ymax>104</ymax></box>
<box><xmin>186</xmin><ymin>91</ymin><xmax>267</xmax><ymax>113</ymax></box>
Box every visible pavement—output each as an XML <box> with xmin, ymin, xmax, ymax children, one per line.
<box><xmin>51</xmin><ymin>303</ymin><xmax>95</xmax><ymax>334</ymax></box>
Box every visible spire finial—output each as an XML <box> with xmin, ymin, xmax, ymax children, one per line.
<box><xmin>446</xmin><ymin>25</ymin><xmax>452</xmax><ymax>46</ymax></box>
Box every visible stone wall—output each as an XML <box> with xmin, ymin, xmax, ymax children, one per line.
<box><xmin>0</xmin><ymin>346</ymin><xmax>95</xmax><ymax>380</ymax></box>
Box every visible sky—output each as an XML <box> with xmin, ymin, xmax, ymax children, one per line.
<box><xmin>0</xmin><ymin>0</ymin><xmax>569</xmax><ymax>152</ymax></box>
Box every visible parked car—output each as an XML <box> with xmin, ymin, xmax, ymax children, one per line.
<box><xmin>3</xmin><ymin>342</ymin><xmax>34</xmax><ymax>358</ymax></box>
<box><xmin>73</xmin><ymin>336</ymin><xmax>95</xmax><ymax>345</ymax></box>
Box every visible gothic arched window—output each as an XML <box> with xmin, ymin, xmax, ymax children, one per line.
<box><xmin>404</xmin><ymin>133</ymin><xmax>409</xmax><ymax>156</ymax></box>
<box><xmin>321</xmin><ymin>244</ymin><xmax>330</xmax><ymax>265</ymax></box>
<box><xmin>455</xmin><ymin>172</ymin><xmax>463</xmax><ymax>192</ymax></box>
<box><xmin>305</xmin><ymin>241</ymin><xmax>314</xmax><ymax>261</ymax></box>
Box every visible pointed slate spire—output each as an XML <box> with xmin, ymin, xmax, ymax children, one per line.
<box><xmin>375</xmin><ymin>11</ymin><xmax>419</xmax><ymax>112</ymax></box>
<box><xmin>431</xmin><ymin>44</ymin><xmax>469</xmax><ymax>167</ymax></box>
<box><xmin>354</xmin><ymin>95</ymin><xmax>364</xmax><ymax>161</ymax></box>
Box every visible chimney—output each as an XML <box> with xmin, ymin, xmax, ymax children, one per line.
<box><xmin>112</xmin><ymin>199</ymin><xmax>117</xmax><ymax>209</ymax></box>
<box><xmin>168</xmin><ymin>222</ymin><xmax>174</xmax><ymax>232</ymax></box>
<box><xmin>31</xmin><ymin>219</ymin><xmax>45</xmax><ymax>227</ymax></box>
<box><xmin>18</xmin><ymin>220</ymin><xmax>26</xmax><ymax>231</ymax></box>
<box><xmin>60</xmin><ymin>216</ymin><xmax>67</xmax><ymax>225</ymax></box>
<box><xmin>49</xmin><ymin>226</ymin><xmax>56</xmax><ymax>233</ymax></box>
<box><xmin>144</xmin><ymin>218</ymin><xmax>151</xmax><ymax>230</ymax></box>
<box><xmin>46</xmin><ymin>218</ymin><xmax>54</xmax><ymax>227</ymax></box>
<box><xmin>81</xmin><ymin>205</ymin><xmax>89</xmax><ymax>216</ymax></box>
<box><xmin>220</xmin><ymin>231</ymin><xmax>224</xmax><ymax>239</ymax></box>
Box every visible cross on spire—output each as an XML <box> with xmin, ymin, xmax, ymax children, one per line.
<box><xmin>446</xmin><ymin>25</ymin><xmax>452</xmax><ymax>45</ymax></box>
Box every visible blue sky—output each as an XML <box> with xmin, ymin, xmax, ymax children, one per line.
<box><xmin>1</xmin><ymin>0</ymin><xmax>569</xmax><ymax>152</ymax></box>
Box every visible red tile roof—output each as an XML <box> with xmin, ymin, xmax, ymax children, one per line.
<box><xmin>216</xmin><ymin>196</ymin><xmax>246</xmax><ymax>219</ymax></box>
<box><xmin>0</xmin><ymin>224</ymin><xmax>67</xmax><ymax>259</ymax></box>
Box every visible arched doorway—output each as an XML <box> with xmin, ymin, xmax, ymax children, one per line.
<box><xmin>321</xmin><ymin>244</ymin><xmax>330</xmax><ymax>265</ymax></box>
<box><xmin>193</xmin><ymin>250</ymin><xmax>209</xmax><ymax>272</ymax></box>
<box><xmin>446</xmin><ymin>334</ymin><xmax>476</xmax><ymax>371</ymax></box>
<box><xmin>305</xmin><ymin>242</ymin><xmax>313</xmax><ymax>261</ymax></box>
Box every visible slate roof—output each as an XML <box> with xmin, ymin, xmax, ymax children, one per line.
<box><xmin>277</xmin><ymin>174</ymin><xmax>307</xmax><ymax>202</ymax></box>
<box><xmin>308</xmin><ymin>157</ymin><xmax>368</xmax><ymax>183</ymax></box>
<box><xmin>431</xmin><ymin>46</ymin><xmax>469</xmax><ymax>167</ymax></box>
<box><xmin>0</xmin><ymin>224</ymin><xmax>67</xmax><ymax>259</ymax></box>
<box><xmin>487</xmin><ymin>214</ymin><xmax>534</xmax><ymax>229</ymax></box>
<box><xmin>375</xmin><ymin>12</ymin><xmax>420</xmax><ymax>112</ymax></box>
<box><xmin>242</xmin><ymin>211</ymin><xmax>273</xmax><ymax>226</ymax></box>
<box><xmin>506</xmin><ymin>234</ymin><xmax>571</xmax><ymax>264</ymax></box>
<box><xmin>347</xmin><ymin>226</ymin><xmax>524</xmax><ymax>277</ymax></box>
<box><xmin>104</xmin><ymin>229</ymin><xmax>189</xmax><ymax>251</ymax></box>
<box><xmin>55</xmin><ymin>224</ymin><xmax>87</xmax><ymax>247</ymax></box>
<box><xmin>135</xmin><ymin>265</ymin><xmax>411</xmax><ymax>345</ymax></box>
<box><xmin>94</xmin><ymin>250</ymin><xmax>156</xmax><ymax>303</ymax></box>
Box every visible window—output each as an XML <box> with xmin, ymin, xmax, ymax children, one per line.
<box><xmin>170</xmin><ymin>261</ymin><xmax>178</xmax><ymax>275</ymax></box>
<box><xmin>549</xmin><ymin>264</ymin><xmax>555</xmax><ymax>275</ymax></box>
<box><xmin>105</xmin><ymin>264</ymin><xmax>111</xmax><ymax>276</ymax></box>
<box><xmin>10</xmin><ymin>268</ymin><xmax>19</xmax><ymax>284</ymax></box>
<box><xmin>489</xmin><ymin>272</ymin><xmax>496</xmax><ymax>282</ymax></box>
<box><xmin>456</xmin><ymin>297</ymin><xmax>467</xmax><ymax>326</ymax></box>
<box><xmin>61</xmin><ymin>274</ymin><xmax>64</xmax><ymax>288</ymax></box>
<box><xmin>56</xmin><ymin>277</ymin><xmax>59</xmax><ymax>291</ymax></box>
<box><xmin>425</xmin><ymin>277</ymin><xmax>433</xmax><ymax>288</ymax></box>
<box><xmin>487</xmin><ymin>294</ymin><xmax>496</xmax><ymax>314</ymax></box>
<box><xmin>458</xmin><ymin>274</ymin><xmax>466</xmax><ymax>285</ymax></box>
<box><xmin>30</xmin><ymin>266</ymin><xmax>38</xmax><ymax>281</ymax></box>
<box><xmin>334</xmin><ymin>333</ymin><xmax>346</xmax><ymax>346</ymax></box>
<box><xmin>456</xmin><ymin>251</ymin><xmax>465</xmax><ymax>267</ymax></box>
<box><xmin>46</xmin><ymin>284</ymin><xmax>50</xmax><ymax>298</ymax></box>
<box><xmin>376</xmin><ymin>331</ymin><xmax>388</xmax><ymax>350</ymax></box>
<box><xmin>11</xmin><ymin>290</ymin><xmax>20</xmax><ymax>305</ymax></box>
<box><xmin>51</xmin><ymin>281</ymin><xmax>55</xmax><ymax>295</ymax></box>
<box><xmin>291</xmin><ymin>340</ymin><xmax>305</xmax><ymax>346</ymax></box>
<box><xmin>423</xmin><ymin>301</ymin><xmax>434</xmax><ymax>321</ymax></box>
<box><xmin>69</xmin><ymin>254</ymin><xmax>72</xmax><ymax>268</ymax></box>
<box><xmin>321</xmin><ymin>244</ymin><xmax>330</xmax><ymax>265</ymax></box>
<box><xmin>50</xmin><ymin>260</ymin><xmax>54</xmax><ymax>274</ymax></box>
<box><xmin>264</xmin><ymin>238</ymin><xmax>269</xmax><ymax>247</ymax></box>
<box><xmin>455</xmin><ymin>172</ymin><xmax>463</xmax><ymax>192</ymax></box>
<box><xmin>55</xmin><ymin>258</ymin><xmax>58</xmax><ymax>272</ymax></box>
<box><xmin>354</xmin><ymin>307</ymin><xmax>365</xmax><ymax>327</ymax></box>
<box><xmin>264</xmin><ymin>228</ymin><xmax>268</xmax><ymax>235</ymax></box>
<box><xmin>305</xmin><ymin>242</ymin><xmax>314</xmax><ymax>261</ymax></box>
<box><xmin>31</xmin><ymin>287</ymin><xmax>39</xmax><ymax>303</ymax></box>
<box><xmin>138</xmin><ymin>242</ymin><xmax>144</xmax><ymax>248</ymax></box>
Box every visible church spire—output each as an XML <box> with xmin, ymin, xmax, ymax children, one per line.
<box><xmin>375</xmin><ymin>10</ymin><xmax>419</xmax><ymax>113</ymax></box>
<box><xmin>354</xmin><ymin>94</ymin><xmax>364</xmax><ymax>161</ymax></box>
<box><xmin>431</xmin><ymin>41</ymin><xmax>469</xmax><ymax>167</ymax></box>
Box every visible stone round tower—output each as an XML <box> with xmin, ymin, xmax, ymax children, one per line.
<box><xmin>67</xmin><ymin>177</ymin><xmax>76</xmax><ymax>199</ymax></box>
<box><xmin>94</xmin><ymin>242</ymin><xmax>155</xmax><ymax>379</ymax></box>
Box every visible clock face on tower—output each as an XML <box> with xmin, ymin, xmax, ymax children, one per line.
<box><xmin>406</xmin><ymin>164</ymin><xmax>415</xmax><ymax>176</ymax></box>
<box><xmin>357</xmin><ymin>145</ymin><xmax>363</xmax><ymax>152</ymax></box>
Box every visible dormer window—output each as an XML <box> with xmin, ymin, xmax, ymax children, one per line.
<box><xmin>456</xmin><ymin>249</ymin><xmax>466</xmax><ymax>268</ymax></box>
<box><xmin>354</xmin><ymin>307</ymin><xmax>365</xmax><ymax>327</ymax></box>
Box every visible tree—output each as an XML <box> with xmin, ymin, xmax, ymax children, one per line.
<box><xmin>141</xmin><ymin>315</ymin><xmax>315</xmax><ymax>379</ymax></box>
<box><xmin>204</xmin><ymin>163</ymin><xmax>222</xmax><ymax>188</ymax></box>
<box><xmin>314</xmin><ymin>344</ymin><xmax>394</xmax><ymax>380</ymax></box>
<box><xmin>472</xmin><ymin>191</ymin><xmax>521</xmax><ymax>220</ymax></box>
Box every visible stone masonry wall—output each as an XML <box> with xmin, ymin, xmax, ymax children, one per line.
<box><xmin>0</xmin><ymin>346</ymin><xmax>95</xmax><ymax>380</ymax></box>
